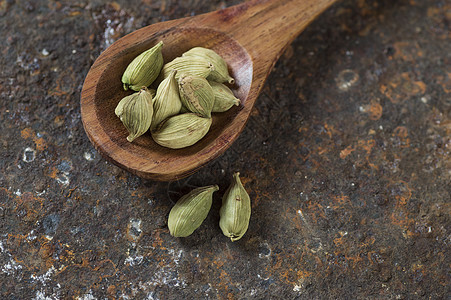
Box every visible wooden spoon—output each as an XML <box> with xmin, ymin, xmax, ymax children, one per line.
<box><xmin>80</xmin><ymin>0</ymin><xmax>337</xmax><ymax>181</ymax></box>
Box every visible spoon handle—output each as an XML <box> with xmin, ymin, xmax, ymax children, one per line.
<box><xmin>200</xmin><ymin>0</ymin><xmax>337</xmax><ymax>68</ymax></box>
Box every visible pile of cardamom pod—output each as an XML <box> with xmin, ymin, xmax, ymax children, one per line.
<box><xmin>168</xmin><ymin>172</ymin><xmax>251</xmax><ymax>241</ymax></box>
<box><xmin>115</xmin><ymin>41</ymin><xmax>240</xmax><ymax>149</ymax></box>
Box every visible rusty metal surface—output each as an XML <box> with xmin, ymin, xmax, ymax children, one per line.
<box><xmin>0</xmin><ymin>0</ymin><xmax>450</xmax><ymax>299</ymax></box>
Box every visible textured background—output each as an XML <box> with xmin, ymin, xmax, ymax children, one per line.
<box><xmin>0</xmin><ymin>0</ymin><xmax>450</xmax><ymax>299</ymax></box>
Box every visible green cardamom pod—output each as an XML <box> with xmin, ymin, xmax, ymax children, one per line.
<box><xmin>219</xmin><ymin>172</ymin><xmax>251</xmax><ymax>242</ymax></box>
<box><xmin>115</xmin><ymin>87</ymin><xmax>153</xmax><ymax>142</ymax></box>
<box><xmin>168</xmin><ymin>185</ymin><xmax>219</xmax><ymax>237</ymax></box>
<box><xmin>161</xmin><ymin>56</ymin><xmax>214</xmax><ymax>80</ymax></box>
<box><xmin>183</xmin><ymin>47</ymin><xmax>234</xmax><ymax>84</ymax></box>
<box><xmin>178</xmin><ymin>74</ymin><xmax>214</xmax><ymax>118</ymax></box>
<box><xmin>151</xmin><ymin>113</ymin><xmax>212</xmax><ymax>149</ymax></box>
<box><xmin>122</xmin><ymin>41</ymin><xmax>164</xmax><ymax>91</ymax></box>
<box><xmin>179</xmin><ymin>105</ymin><xmax>189</xmax><ymax>114</ymax></box>
<box><xmin>148</xmin><ymin>89</ymin><xmax>156</xmax><ymax>99</ymax></box>
<box><xmin>151</xmin><ymin>69</ymin><xmax>182</xmax><ymax>131</ymax></box>
<box><xmin>209</xmin><ymin>81</ymin><xmax>241</xmax><ymax>112</ymax></box>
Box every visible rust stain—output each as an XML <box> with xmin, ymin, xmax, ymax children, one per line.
<box><xmin>297</xmin><ymin>123</ymin><xmax>342</xmax><ymax>160</ymax></box>
<box><xmin>251</xmin><ymin>190</ymin><xmax>269</xmax><ymax>209</ymax></box>
<box><xmin>278</xmin><ymin>268</ymin><xmax>296</xmax><ymax>286</ymax></box>
<box><xmin>344</xmin><ymin>254</ymin><xmax>364</xmax><ymax>269</ymax></box>
<box><xmin>66</xmin><ymin>186</ymin><xmax>78</xmax><ymax>198</ymax></box>
<box><xmin>340</xmin><ymin>139</ymin><xmax>375</xmax><ymax>162</ymax></box>
<box><xmin>426</xmin><ymin>5</ymin><xmax>451</xmax><ymax>39</ymax></box>
<box><xmin>54</xmin><ymin>256</ymin><xmax>118</xmax><ymax>297</ymax></box>
<box><xmin>261</xmin><ymin>252</ymin><xmax>301</xmax><ymax>287</ymax></box>
<box><xmin>110</xmin><ymin>1</ymin><xmax>121</xmax><ymax>11</ymax></box>
<box><xmin>324</xmin><ymin>123</ymin><xmax>339</xmax><ymax>139</ymax></box>
<box><xmin>47</xmin><ymin>166</ymin><xmax>59</xmax><ymax>180</ymax></box>
<box><xmin>21</xmin><ymin>127</ymin><xmax>47</xmax><ymax>151</ymax></box>
<box><xmin>296</xmin><ymin>269</ymin><xmax>312</xmax><ymax>281</ymax></box>
<box><xmin>48</xmin><ymin>67</ymin><xmax>77</xmax><ymax>105</ymax></box>
<box><xmin>226</xmin><ymin>292</ymin><xmax>235</xmax><ymax>300</ymax></box>
<box><xmin>392</xmin><ymin>181</ymin><xmax>412</xmax><ymax>206</ymax></box>
<box><xmin>380</xmin><ymin>72</ymin><xmax>426</xmax><ymax>104</ymax></box>
<box><xmin>389</xmin><ymin>180</ymin><xmax>414</xmax><ymax>232</ymax></box>
<box><xmin>333</xmin><ymin>195</ymin><xmax>350</xmax><ymax>206</ymax></box>
<box><xmin>358</xmin><ymin>20</ymin><xmax>378</xmax><ymax>36</ymax></box>
<box><xmin>304</xmin><ymin>194</ymin><xmax>353</xmax><ymax>227</ymax></box>
<box><xmin>427</xmin><ymin>5</ymin><xmax>451</xmax><ymax>19</ymax></box>
<box><xmin>54</xmin><ymin>115</ymin><xmax>65</xmax><ymax>126</ymax></box>
<box><xmin>393</xmin><ymin>126</ymin><xmax>410</xmax><ymax>148</ymax></box>
<box><xmin>368</xmin><ymin>100</ymin><xmax>383</xmax><ymax>120</ymax></box>
<box><xmin>107</xmin><ymin>285</ymin><xmax>116</xmax><ymax>296</ymax></box>
<box><xmin>150</xmin><ymin>228</ymin><xmax>166</xmax><ymax>249</ymax></box>
<box><xmin>391</xmin><ymin>41</ymin><xmax>424</xmax><ymax>62</ymax></box>
<box><xmin>333</xmin><ymin>232</ymin><xmax>347</xmax><ymax>248</ymax></box>
<box><xmin>437</xmin><ymin>72</ymin><xmax>451</xmax><ymax>94</ymax></box>
<box><xmin>239</xmin><ymin>175</ymin><xmax>252</xmax><ymax>186</ymax></box>
<box><xmin>340</xmin><ymin>145</ymin><xmax>355</xmax><ymax>159</ymax></box>
<box><xmin>6</xmin><ymin>234</ymin><xmax>68</xmax><ymax>271</ymax></box>
<box><xmin>13</xmin><ymin>192</ymin><xmax>45</xmax><ymax>223</ymax></box>
<box><xmin>68</xmin><ymin>11</ymin><xmax>81</xmax><ymax>16</ymax></box>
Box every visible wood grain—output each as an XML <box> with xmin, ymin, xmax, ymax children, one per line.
<box><xmin>80</xmin><ymin>0</ymin><xmax>337</xmax><ymax>181</ymax></box>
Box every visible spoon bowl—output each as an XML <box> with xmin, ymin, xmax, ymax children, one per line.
<box><xmin>81</xmin><ymin>0</ymin><xmax>336</xmax><ymax>181</ymax></box>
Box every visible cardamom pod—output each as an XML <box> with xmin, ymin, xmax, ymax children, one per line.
<box><xmin>179</xmin><ymin>105</ymin><xmax>189</xmax><ymax>114</ymax></box>
<box><xmin>151</xmin><ymin>113</ymin><xmax>212</xmax><ymax>149</ymax></box>
<box><xmin>219</xmin><ymin>172</ymin><xmax>251</xmax><ymax>242</ymax></box>
<box><xmin>151</xmin><ymin>69</ymin><xmax>182</xmax><ymax>131</ymax></box>
<box><xmin>161</xmin><ymin>56</ymin><xmax>214</xmax><ymax>80</ymax></box>
<box><xmin>122</xmin><ymin>41</ymin><xmax>164</xmax><ymax>91</ymax></box>
<box><xmin>148</xmin><ymin>89</ymin><xmax>156</xmax><ymax>99</ymax></box>
<box><xmin>183</xmin><ymin>47</ymin><xmax>234</xmax><ymax>84</ymax></box>
<box><xmin>178</xmin><ymin>74</ymin><xmax>214</xmax><ymax>118</ymax></box>
<box><xmin>115</xmin><ymin>87</ymin><xmax>153</xmax><ymax>142</ymax></box>
<box><xmin>168</xmin><ymin>185</ymin><xmax>219</xmax><ymax>237</ymax></box>
<box><xmin>209</xmin><ymin>81</ymin><xmax>241</xmax><ymax>112</ymax></box>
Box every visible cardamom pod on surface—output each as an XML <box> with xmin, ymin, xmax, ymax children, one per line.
<box><xmin>151</xmin><ymin>113</ymin><xmax>212</xmax><ymax>149</ymax></box>
<box><xmin>219</xmin><ymin>172</ymin><xmax>251</xmax><ymax>242</ymax></box>
<box><xmin>178</xmin><ymin>74</ymin><xmax>214</xmax><ymax>118</ymax></box>
<box><xmin>151</xmin><ymin>69</ymin><xmax>182</xmax><ymax>131</ymax></box>
<box><xmin>209</xmin><ymin>81</ymin><xmax>241</xmax><ymax>112</ymax></box>
<box><xmin>182</xmin><ymin>47</ymin><xmax>234</xmax><ymax>84</ymax></box>
<box><xmin>115</xmin><ymin>87</ymin><xmax>153</xmax><ymax>142</ymax></box>
<box><xmin>122</xmin><ymin>41</ymin><xmax>164</xmax><ymax>91</ymax></box>
<box><xmin>168</xmin><ymin>185</ymin><xmax>219</xmax><ymax>237</ymax></box>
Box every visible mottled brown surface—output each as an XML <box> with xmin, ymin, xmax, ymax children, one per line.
<box><xmin>0</xmin><ymin>0</ymin><xmax>450</xmax><ymax>299</ymax></box>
